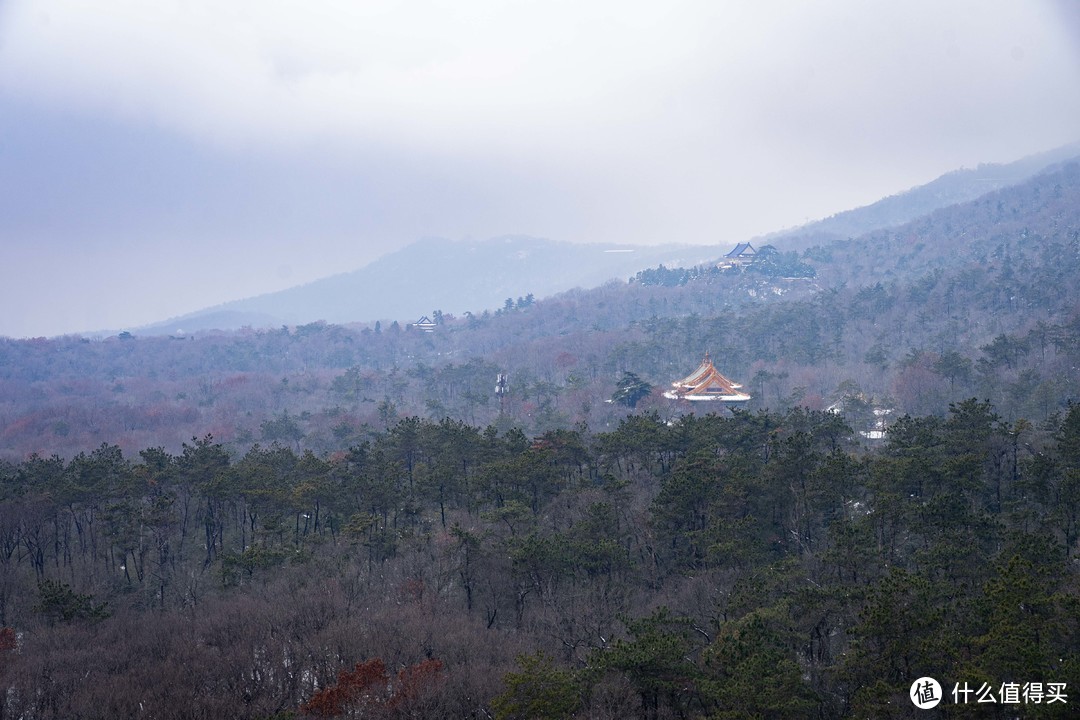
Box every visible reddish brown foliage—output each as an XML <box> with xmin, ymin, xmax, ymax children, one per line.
<box><xmin>300</xmin><ymin>657</ymin><xmax>444</xmax><ymax>718</ymax></box>
<box><xmin>300</xmin><ymin>658</ymin><xmax>389</xmax><ymax>717</ymax></box>
<box><xmin>389</xmin><ymin>658</ymin><xmax>445</xmax><ymax>709</ymax></box>
<box><xmin>0</xmin><ymin>627</ymin><xmax>16</xmax><ymax>672</ymax></box>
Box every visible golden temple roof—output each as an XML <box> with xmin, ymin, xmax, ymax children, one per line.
<box><xmin>664</xmin><ymin>352</ymin><xmax>750</xmax><ymax>402</ymax></box>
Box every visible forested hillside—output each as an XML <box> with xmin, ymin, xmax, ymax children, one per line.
<box><xmin>2</xmin><ymin>162</ymin><xmax>1079</xmax><ymax>460</ymax></box>
<box><xmin>0</xmin><ymin>403</ymin><xmax>1078</xmax><ymax>718</ymax></box>
<box><xmin>764</xmin><ymin>143</ymin><xmax>1080</xmax><ymax>250</ymax></box>
<box><xmin>1</xmin><ymin>159</ymin><xmax>1079</xmax><ymax>719</ymax></box>
<box><xmin>135</xmin><ymin>236</ymin><xmax>725</xmax><ymax>335</ymax></box>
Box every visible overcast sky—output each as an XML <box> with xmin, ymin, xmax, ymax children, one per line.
<box><xmin>1</xmin><ymin>0</ymin><xmax>1078</xmax><ymax>338</ymax></box>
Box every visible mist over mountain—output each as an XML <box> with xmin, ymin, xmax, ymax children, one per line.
<box><xmin>130</xmin><ymin>143</ymin><xmax>1080</xmax><ymax>338</ymax></box>
<box><xmin>4</xmin><ymin>154</ymin><xmax>1080</xmax><ymax>720</ymax></box>
<box><xmin>135</xmin><ymin>236</ymin><xmax>725</xmax><ymax>335</ymax></box>
<box><xmin>6</xmin><ymin>154</ymin><xmax>1077</xmax><ymax>459</ymax></box>
<box><xmin>5</xmin><ymin>4</ymin><xmax>1080</xmax><ymax>716</ymax></box>
<box><xmin>762</xmin><ymin>141</ymin><xmax>1080</xmax><ymax>250</ymax></box>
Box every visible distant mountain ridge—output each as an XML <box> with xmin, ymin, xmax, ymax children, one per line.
<box><xmin>135</xmin><ymin>143</ymin><xmax>1080</xmax><ymax>336</ymax></box>
<box><xmin>763</xmin><ymin>142</ymin><xmax>1080</xmax><ymax>250</ymax></box>
<box><xmin>6</xmin><ymin>153</ymin><xmax>1080</xmax><ymax>458</ymax></box>
<box><xmin>136</xmin><ymin>236</ymin><xmax>725</xmax><ymax>335</ymax></box>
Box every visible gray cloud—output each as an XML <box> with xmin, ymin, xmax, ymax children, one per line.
<box><xmin>1</xmin><ymin>0</ymin><xmax>1078</xmax><ymax>336</ymax></box>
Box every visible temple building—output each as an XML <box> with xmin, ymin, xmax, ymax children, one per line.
<box><xmin>412</xmin><ymin>316</ymin><xmax>437</xmax><ymax>332</ymax></box>
<box><xmin>664</xmin><ymin>352</ymin><xmax>751</xmax><ymax>402</ymax></box>
<box><xmin>719</xmin><ymin>242</ymin><xmax>757</xmax><ymax>269</ymax></box>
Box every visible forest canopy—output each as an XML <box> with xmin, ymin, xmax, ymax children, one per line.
<box><xmin>0</xmin><ymin>403</ymin><xmax>1077</xmax><ymax>718</ymax></box>
<box><xmin>1</xmin><ymin>161</ymin><xmax>1079</xmax><ymax>719</ymax></box>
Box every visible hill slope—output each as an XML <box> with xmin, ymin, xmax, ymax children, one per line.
<box><xmin>3</xmin><ymin>161</ymin><xmax>1080</xmax><ymax>458</ymax></box>
<box><xmin>137</xmin><ymin>144</ymin><xmax>1080</xmax><ymax>336</ymax></box>
<box><xmin>764</xmin><ymin>142</ymin><xmax>1080</xmax><ymax>250</ymax></box>
<box><xmin>137</xmin><ymin>236</ymin><xmax>726</xmax><ymax>335</ymax></box>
